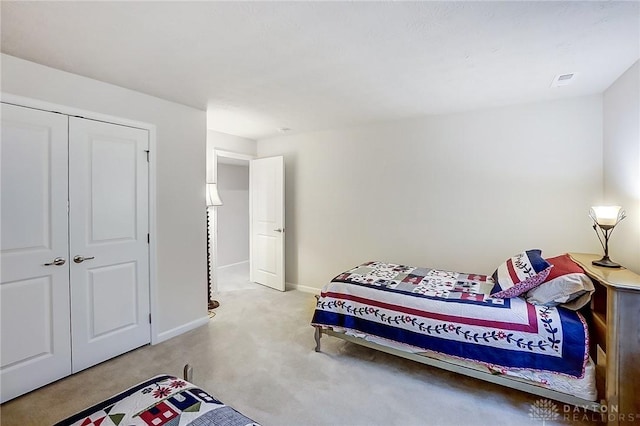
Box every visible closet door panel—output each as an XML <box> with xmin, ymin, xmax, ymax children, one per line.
<box><xmin>0</xmin><ymin>103</ymin><xmax>71</xmax><ymax>402</ymax></box>
<box><xmin>68</xmin><ymin>117</ymin><xmax>150</xmax><ymax>373</ymax></box>
<box><xmin>88</xmin><ymin>262</ymin><xmax>138</xmax><ymax>337</ymax></box>
<box><xmin>90</xmin><ymin>136</ymin><xmax>137</xmax><ymax>241</ymax></box>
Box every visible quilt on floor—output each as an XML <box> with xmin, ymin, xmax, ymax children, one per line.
<box><xmin>311</xmin><ymin>261</ymin><xmax>588</xmax><ymax>378</ymax></box>
<box><xmin>54</xmin><ymin>375</ymin><xmax>259</xmax><ymax>426</ymax></box>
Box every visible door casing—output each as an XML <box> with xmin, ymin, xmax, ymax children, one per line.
<box><xmin>211</xmin><ymin>150</ymin><xmax>285</xmax><ymax>292</ymax></box>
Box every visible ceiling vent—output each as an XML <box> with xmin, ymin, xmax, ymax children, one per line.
<box><xmin>551</xmin><ymin>73</ymin><xmax>576</xmax><ymax>87</ymax></box>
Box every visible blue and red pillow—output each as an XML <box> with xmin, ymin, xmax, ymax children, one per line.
<box><xmin>490</xmin><ymin>249</ymin><xmax>552</xmax><ymax>298</ymax></box>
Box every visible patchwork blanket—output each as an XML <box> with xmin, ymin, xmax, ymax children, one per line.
<box><xmin>311</xmin><ymin>261</ymin><xmax>588</xmax><ymax>378</ymax></box>
<box><xmin>55</xmin><ymin>375</ymin><xmax>259</xmax><ymax>426</ymax></box>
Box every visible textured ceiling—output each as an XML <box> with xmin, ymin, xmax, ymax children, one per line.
<box><xmin>1</xmin><ymin>1</ymin><xmax>638</xmax><ymax>140</ymax></box>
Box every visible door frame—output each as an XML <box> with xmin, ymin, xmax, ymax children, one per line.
<box><xmin>211</xmin><ymin>149</ymin><xmax>255</xmax><ymax>293</ymax></box>
<box><xmin>0</xmin><ymin>93</ymin><xmax>160</xmax><ymax>344</ymax></box>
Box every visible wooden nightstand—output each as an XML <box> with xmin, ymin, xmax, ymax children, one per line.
<box><xmin>569</xmin><ymin>253</ymin><xmax>640</xmax><ymax>425</ymax></box>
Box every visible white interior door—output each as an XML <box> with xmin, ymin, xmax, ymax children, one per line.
<box><xmin>250</xmin><ymin>156</ymin><xmax>285</xmax><ymax>291</ymax></box>
<box><xmin>0</xmin><ymin>103</ymin><xmax>71</xmax><ymax>402</ymax></box>
<box><xmin>68</xmin><ymin>117</ymin><xmax>150</xmax><ymax>372</ymax></box>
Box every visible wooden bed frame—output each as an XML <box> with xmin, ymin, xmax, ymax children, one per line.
<box><xmin>313</xmin><ymin>253</ymin><xmax>640</xmax><ymax>425</ymax></box>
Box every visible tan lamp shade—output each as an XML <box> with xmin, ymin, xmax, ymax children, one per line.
<box><xmin>590</xmin><ymin>206</ymin><xmax>623</xmax><ymax>227</ymax></box>
<box><xmin>206</xmin><ymin>183</ymin><xmax>223</xmax><ymax>206</ymax></box>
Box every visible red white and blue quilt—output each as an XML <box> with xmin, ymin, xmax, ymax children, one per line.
<box><xmin>311</xmin><ymin>261</ymin><xmax>589</xmax><ymax>378</ymax></box>
<box><xmin>55</xmin><ymin>375</ymin><xmax>259</xmax><ymax>426</ymax></box>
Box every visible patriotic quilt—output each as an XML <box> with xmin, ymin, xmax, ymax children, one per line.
<box><xmin>311</xmin><ymin>261</ymin><xmax>589</xmax><ymax>378</ymax></box>
<box><xmin>55</xmin><ymin>375</ymin><xmax>259</xmax><ymax>426</ymax></box>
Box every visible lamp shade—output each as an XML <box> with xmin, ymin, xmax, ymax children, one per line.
<box><xmin>206</xmin><ymin>183</ymin><xmax>223</xmax><ymax>206</ymax></box>
<box><xmin>590</xmin><ymin>206</ymin><xmax>623</xmax><ymax>227</ymax></box>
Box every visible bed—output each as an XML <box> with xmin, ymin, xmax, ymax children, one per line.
<box><xmin>311</xmin><ymin>252</ymin><xmax>640</xmax><ymax>424</ymax></box>
<box><xmin>54</xmin><ymin>366</ymin><xmax>259</xmax><ymax>426</ymax></box>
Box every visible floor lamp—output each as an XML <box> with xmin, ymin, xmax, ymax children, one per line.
<box><xmin>206</xmin><ymin>183</ymin><xmax>223</xmax><ymax>309</ymax></box>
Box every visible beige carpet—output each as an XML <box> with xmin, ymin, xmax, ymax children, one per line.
<box><xmin>0</xmin><ymin>287</ymin><xmax>595</xmax><ymax>426</ymax></box>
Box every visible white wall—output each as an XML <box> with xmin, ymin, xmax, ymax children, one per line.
<box><xmin>258</xmin><ymin>96</ymin><xmax>604</xmax><ymax>289</ymax></box>
<box><xmin>603</xmin><ymin>61</ymin><xmax>640</xmax><ymax>274</ymax></box>
<box><xmin>1</xmin><ymin>54</ymin><xmax>208</xmax><ymax>338</ymax></box>
<box><xmin>217</xmin><ymin>164</ymin><xmax>250</xmax><ymax>267</ymax></box>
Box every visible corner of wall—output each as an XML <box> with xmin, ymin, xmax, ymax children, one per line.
<box><xmin>602</xmin><ymin>61</ymin><xmax>640</xmax><ymax>273</ymax></box>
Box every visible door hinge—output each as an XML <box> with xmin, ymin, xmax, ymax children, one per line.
<box><xmin>145</xmin><ymin>150</ymin><xmax>150</xmax><ymax>162</ymax></box>
<box><xmin>149</xmin><ymin>313</ymin><xmax>152</xmax><ymax>324</ymax></box>
<box><xmin>147</xmin><ymin>233</ymin><xmax>150</xmax><ymax>244</ymax></box>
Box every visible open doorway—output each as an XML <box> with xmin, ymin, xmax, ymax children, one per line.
<box><xmin>217</xmin><ymin>157</ymin><xmax>251</xmax><ymax>291</ymax></box>
<box><xmin>212</xmin><ymin>150</ymin><xmax>258</xmax><ymax>292</ymax></box>
<box><xmin>209</xmin><ymin>149</ymin><xmax>286</xmax><ymax>295</ymax></box>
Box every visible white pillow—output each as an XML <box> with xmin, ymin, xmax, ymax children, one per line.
<box><xmin>525</xmin><ymin>272</ymin><xmax>594</xmax><ymax>310</ymax></box>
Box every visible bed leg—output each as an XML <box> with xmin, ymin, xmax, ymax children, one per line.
<box><xmin>314</xmin><ymin>326</ymin><xmax>322</xmax><ymax>352</ymax></box>
<box><xmin>183</xmin><ymin>364</ymin><xmax>193</xmax><ymax>382</ymax></box>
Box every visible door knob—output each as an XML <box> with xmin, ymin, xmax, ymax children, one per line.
<box><xmin>44</xmin><ymin>257</ymin><xmax>66</xmax><ymax>266</ymax></box>
<box><xmin>73</xmin><ymin>255</ymin><xmax>95</xmax><ymax>264</ymax></box>
<box><xmin>274</xmin><ymin>228</ymin><xmax>284</xmax><ymax>233</ymax></box>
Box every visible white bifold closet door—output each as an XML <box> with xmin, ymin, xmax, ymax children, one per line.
<box><xmin>0</xmin><ymin>104</ymin><xmax>72</xmax><ymax>402</ymax></box>
<box><xmin>68</xmin><ymin>117</ymin><xmax>150</xmax><ymax>372</ymax></box>
<box><xmin>0</xmin><ymin>103</ymin><xmax>150</xmax><ymax>402</ymax></box>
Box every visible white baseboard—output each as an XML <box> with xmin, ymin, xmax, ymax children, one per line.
<box><xmin>217</xmin><ymin>260</ymin><xmax>249</xmax><ymax>270</ymax></box>
<box><xmin>154</xmin><ymin>315</ymin><xmax>210</xmax><ymax>344</ymax></box>
<box><xmin>287</xmin><ymin>282</ymin><xmax>321</xmax><ymax>295</ymax></box>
